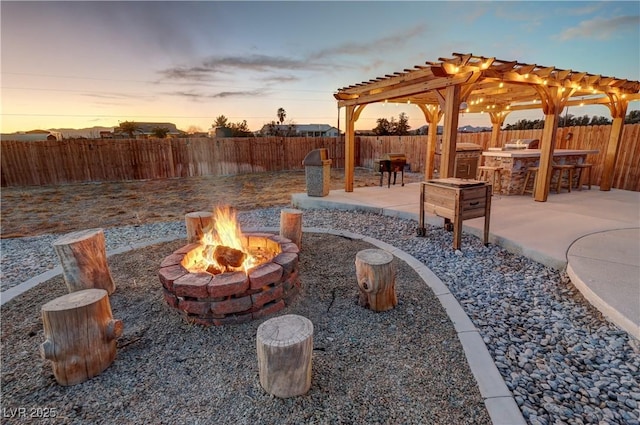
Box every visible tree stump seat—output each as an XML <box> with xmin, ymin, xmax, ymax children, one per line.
<box><xmin>185</xmin><ymin>211</ymin><xmax>214</xmax><ymax>243</ymax></box>
<box><xmin>53</xmin><ymin>228</ymin><xmax>115</xmax><ymax>294</ymax></box>
<box><xmin>256</xmin><ymin>314</ymin><xmax>313</xmax><ymax>398</ymax></box>
<box><xmin>355</xmin><ymin>249</ymin><xmax>397</xmax><ymax>312</ymax></box>
<box><xmin>40</xmin><ymin>289</ymin><xmax>123</xmax><ymax>386</ymax></box>
<box><xmin>280</xmin><ymin>208</ymin><xmax>303</xmax><ymax>249</ymax></box>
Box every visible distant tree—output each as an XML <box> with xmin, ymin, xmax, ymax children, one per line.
<box><xmin>626</xmin><ymin>110</ymin><xmax>640</xmax><ymax>124</ymax></box>
<box><xmin>372</xmin><ymin>113</ymin><xmax>411</xmax><ymax>135</ymax></box>
<box><xmin>573</xmin><ymin>115</ymin><xmax>589</xmax><ymax>126</ymax></box>
<box><xmin>373</xmin><ymin>117</ymin><xmax>394</xmax><ymax>135</ymax></box>
<box><xmin>589</xmin><ymin>115</ymin><xmax>612</xmax><ymax>126</ymax></box>
<box><xmin>228</xmin><ymin>120</ymin><xmax>253</xmax><ymax>137</ymax></box>
<box><xmin>261</xmin><ymin>121</ymin><xmax>279</xmax><ymax>136</ymax></box>
<box><xmin>277</xmin><ymin>108</ymin><xmax>286</xmax><ymax>125</ymax></box>
<box><xmin>151</xmin><ymin>127</ymin><xmax>170</xmax><ymax>138</ymax></box>
<box><xmin>262</xmin><ymin>118</ymin><xmax>297</xmax><ymax>137</ymax></box>
<box><xmin>396</xmin><ymin>112</ymin><xmax>411</xmax><ymax>135</ymax></box>
<box><xmin>506</xmin><ymin>114</ymin><xmax>618</xmax><ymax>129</ymax></box>
<box><xmin>504</xmin><ymin>118</ymin><xmax>544</xmax><ymax>130</ymax></box>
<box><xmin>213</xmin><ymin>115</ymin><xmax>229</xmax><ymax>128</ymax></box>
<box><xmin>186</xmin><ymin>125</ymin><xmax>202</xmax><ymax>134</ymax></box>
<box><xmin>558</xmin><ymin>114</ymin><xmax>575</xmax><ymax>128</ymax></box>
<box><xmin>119</xmin><ymin>121</ymin><xmax>140</xmax><ymax>138</ymax></box>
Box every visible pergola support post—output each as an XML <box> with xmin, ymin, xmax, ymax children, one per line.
<box><xmin>344</xmin><ymin>106</ymin><xmax>356</xmax><ymax>192</ymax></box>
<box><xmin>535</xmin><ymin>113</ymin><xmax>559</xmax><ymax>202</ymax></box>
<box><xmin>600</xmin><ymin>96</ymin><xmax>628</xmax><ymax>191</ymax></box>
<box><xmin>489</xmin><ymin>111</ymin><xmax>509</xmax><ymax>148</ymax></box>
<box><xmin>440</xmin><ymin>85</ymin><xmax>461</xmax><ymax>178</ymax></box>
<box><xmin>534</xmin><ymin>86</ymin><xmax>572</xmax><ymax>202</ymax></box>
<box><xmin>417</xmin><ymin>104</ymin><xmax>443</xmax><ymax>179</ymax></box>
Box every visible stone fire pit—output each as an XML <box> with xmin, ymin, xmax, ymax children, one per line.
<box><xmin>158</xmin><ymin>233</ymin><xmax>300</xmax><ymax>326</ymax></box>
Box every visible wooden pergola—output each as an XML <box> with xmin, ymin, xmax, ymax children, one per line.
<box><xmin>334</xmin><ymin>53</ymin><xmax>640</xmax><ymax>202</ymax></box>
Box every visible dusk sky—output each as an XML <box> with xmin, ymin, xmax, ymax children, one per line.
<box><xmin>1</xmin><ymin>1</ymin><xmax>639</xmax><ymax>134</ymax></box>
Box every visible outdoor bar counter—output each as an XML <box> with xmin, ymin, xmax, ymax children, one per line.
<box><xmin>482</xmin><ymin>149</ymin><xmax>599</xmax><ymax>195</ymax></box>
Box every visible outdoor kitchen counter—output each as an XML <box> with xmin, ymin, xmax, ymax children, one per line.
<box><xmin>481</xmin><ymin>149</ymin><xmax>599</xmax><ymax>195</ymax></box>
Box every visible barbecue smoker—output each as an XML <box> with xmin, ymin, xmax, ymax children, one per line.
<box><xmin>503</xmin><ymin>138</ymin><xmax>539</xmax><ymax>150</ymax></box>
<box><xmin>377</xmin><ymin>153</ymin><xmax>406</xmax><ymax>187</ymax></box>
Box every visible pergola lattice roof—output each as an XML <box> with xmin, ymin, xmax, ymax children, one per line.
<box><xmin>334</xmin><ymin>52</ymin><xmax>640</xmax><ymax>113</ymax></box>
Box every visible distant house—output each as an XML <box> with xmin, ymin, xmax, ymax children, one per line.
<box><xmin>1</xmin><ymin>129</ymin><xmax>62</xmax><ymax>141</ymax></box>
<box><xmin>112</xmin><ymin>122</ymin><xmax>182</xmax><ymax>139</ymax></box>
<box><xmin>258</xmin><ymin>124</ymin><xmax>340</xmax><ymax>137</ymax></box>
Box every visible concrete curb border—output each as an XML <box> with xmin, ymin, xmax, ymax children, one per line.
<box><xmin>0</xmin><ymin>226</ymin><xmax>524</xmax><ymax>424</ymax></box>
<box><xmin>566</xmin><ymin>228</ymin><xmax>640</xmax><ymax>341</ymax></box>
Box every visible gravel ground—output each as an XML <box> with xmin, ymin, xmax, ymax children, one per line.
<box><xmin>1</xmin><ymin>224</ymin><xmax>489</xmax><ymax>424</ymax></box>
<box><xmin>2</xmin><ymin>208</ymin><xmax>640</xmax><ymax>425</ymax></box>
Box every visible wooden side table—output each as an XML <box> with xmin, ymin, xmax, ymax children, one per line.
<box><xmin>417</xmin><ymin>178</ymin><xmax>492</xmax><ymax>249</ymax></box>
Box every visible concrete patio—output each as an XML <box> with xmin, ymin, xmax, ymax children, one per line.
<box><xmin>292</xmin><ymin>181</ymin><xmax>640</xmax><ymax>340</ymax></box>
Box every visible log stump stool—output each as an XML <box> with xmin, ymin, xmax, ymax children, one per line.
<box><xmin>40</xmin><ymin>289</ymin><xmax>123</xmax><ymax>386</ymax></box>
<box><xmin>256</xmin><ymin>314</ymin><xmax>313</xmax><ymax>398</ymax></box>
<box><xmin>355</xmin><ymin>249</ymin><xmax>397</xmax><ymax>312</ymax></box>
<box><xmin>185</xmin><ymin>211</ymin><xmax>214</xmax><ymax>243</ymax></box>
<box><xmin>53</xmin><ymin>228</ymin><xmax>115</xmax><ymax>294</ymax></box>
<box><xmin>280</xmin><ymin>208</ymin><xmax>303</xmax><ymax>249</ymax></box>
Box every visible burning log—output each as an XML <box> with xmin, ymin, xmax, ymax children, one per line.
<box><xmin>214</xmin><ymin>245</ymin><xmax>246</xmax><ymax>269</ymax></box>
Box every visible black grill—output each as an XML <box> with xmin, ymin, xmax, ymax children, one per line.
<box><xmin>378</xmin><ymin>153</ymin><xmax>406</xmax><ymax>187</ymax></box>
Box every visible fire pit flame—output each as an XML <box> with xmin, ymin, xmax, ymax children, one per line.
<box><xmin>186</xmin><ymin>206</ymin><xmax>263</xmax><ymax>275</ymax></box>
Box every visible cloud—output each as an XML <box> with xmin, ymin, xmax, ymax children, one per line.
<box><xmin>158</xmin><ymin>54</ymin><xmax>319</xmax><ymax>82</ymax></box>
<box><xmin>157</xmin><ymin>24</ymin><xmax>428</xmax><ymax>84</ymax></box>
<box><xmin>308</xmin><ymin>24</ymin><xmax>427</xmax><ymax>60</ymax></box>
<box><xmin>260</xmin><ymin>75</ymin><xmax>301</xmax><ymax>84</ymax></box>
<box><xmin>565</xmin><ymin>3</ymin><xmax>603</xmax><ymax>16</ymax></box>
<box><xmin>164</xmin><ymin>89</ymin><xmax>268</xmax><ymax>101</ymax></box>
<box><xmin>556</xmin><ymin>15</ymin><xmax>640</xmax><ymax>41</ymax></box>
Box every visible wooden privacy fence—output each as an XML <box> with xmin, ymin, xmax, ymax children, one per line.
<box><xmin>1</xmin><ymin>124</ymin><xmax>638</xmax><ymax>191</ymax></box>
<box><xmin>0</xmin><ymin>137</ymin><xmax>344</xmax><ymax>187</ymax></box>
<box><xmin>358</xmin><ymin>124</ymin><xmax>640</xmax><ymax>191</ymax></box>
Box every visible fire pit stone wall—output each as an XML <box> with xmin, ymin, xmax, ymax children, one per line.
<box><xmin>158</xmin><ymin>233</ymin><xmax>300</xmax><ymax>326</ymax></box>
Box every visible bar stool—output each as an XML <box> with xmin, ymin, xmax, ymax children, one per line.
<box><xmin>521</xmin><ymin>166</ymin><xmax>539</xmax><ymax>196</ymax></box>
<box><xmin>552</xmin><ymin>164</ymin><xmax>575</xmax><ymax>193</ymax></box>
<box><xmin>574</xmin><ymin>163</ymin><xmax>593</xmax><ymax>190</ymax></box>
<box><xmin>477</xmin><ymin>165</ymin><xmax>503</xmax><ymax>194</ymax></box>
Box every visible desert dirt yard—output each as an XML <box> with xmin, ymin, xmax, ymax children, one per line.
<box><xmin>0</xmin><ymin>168</ymin><xmax>424</xmax><ymax>239</ymax></box>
